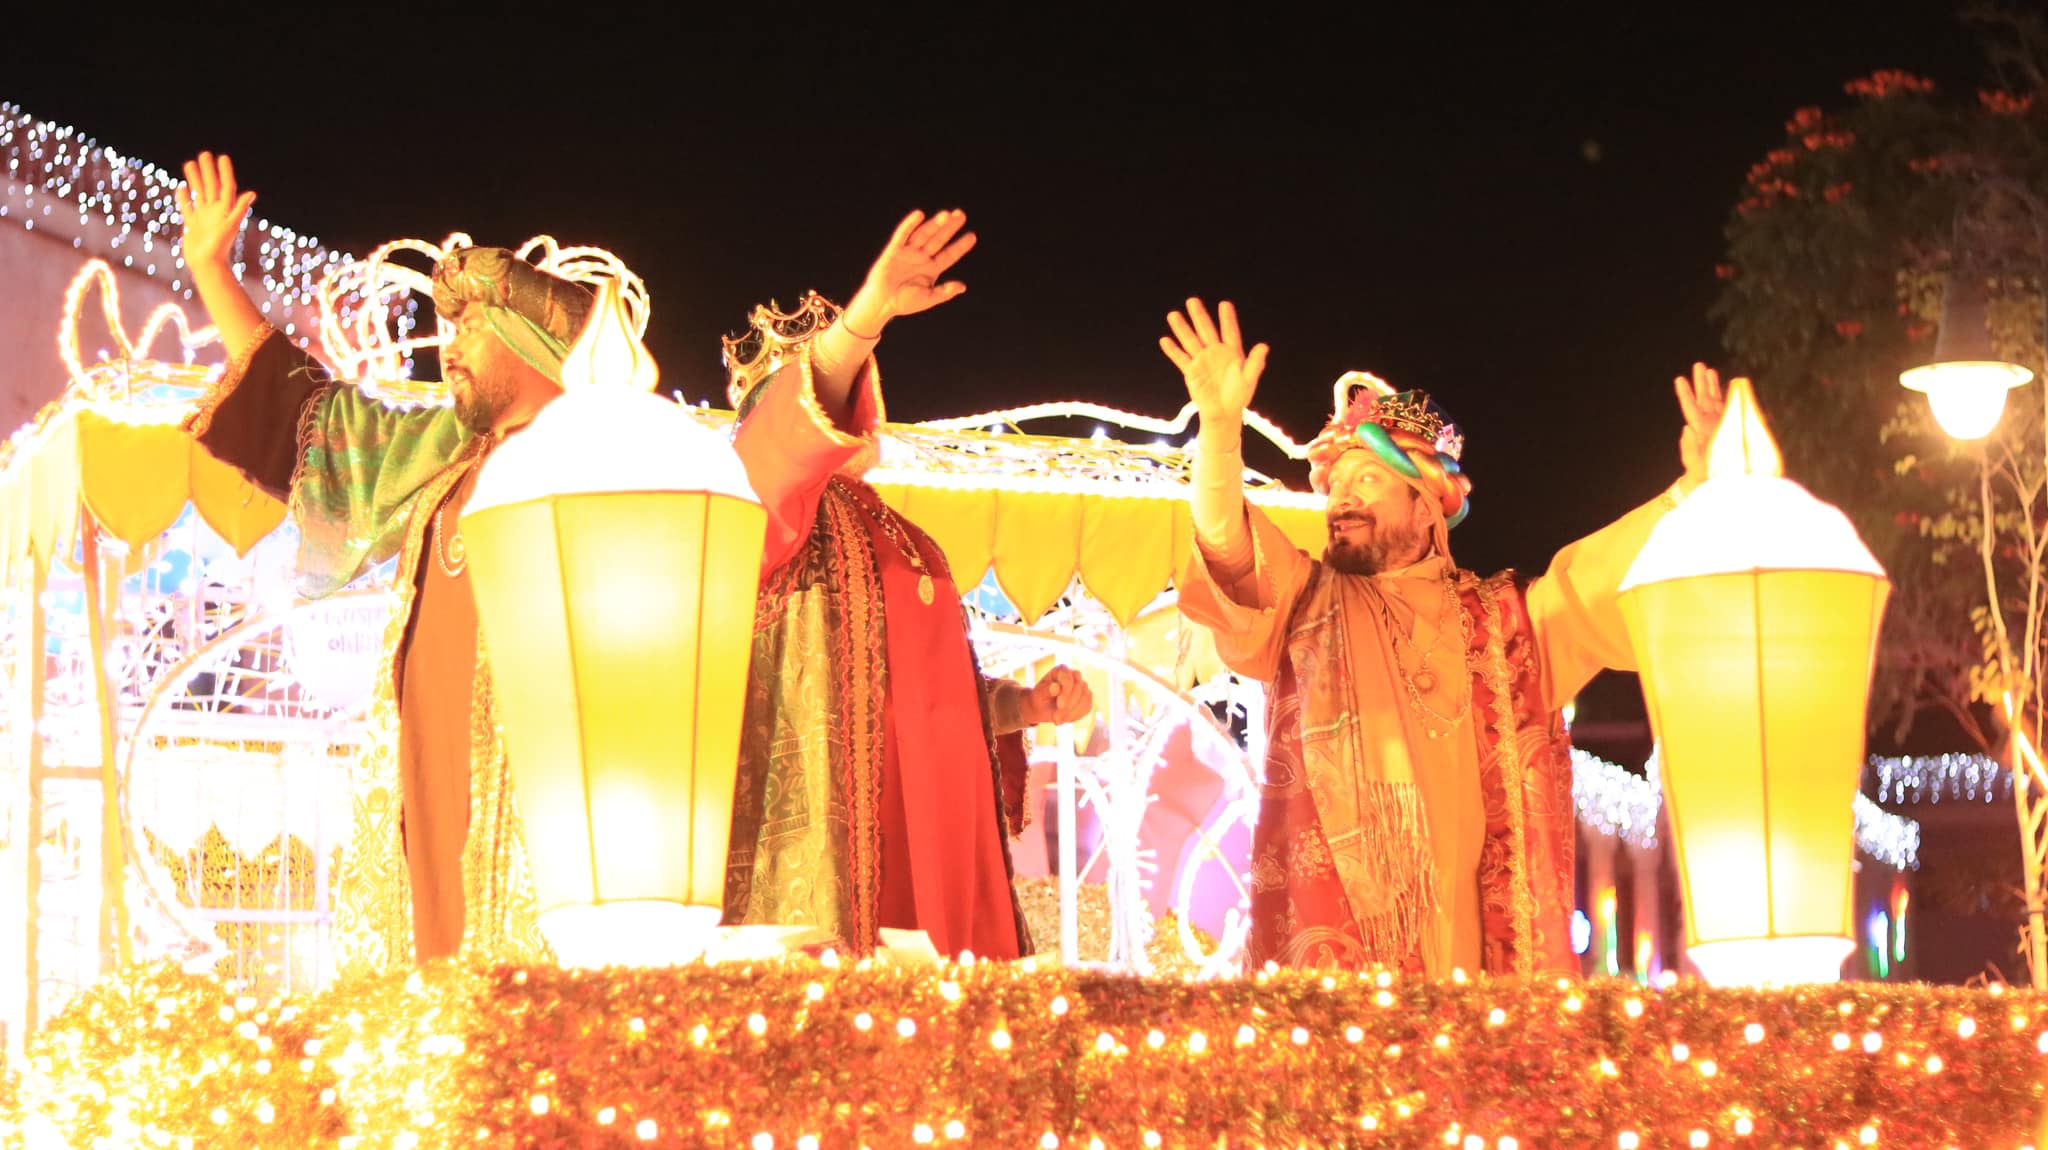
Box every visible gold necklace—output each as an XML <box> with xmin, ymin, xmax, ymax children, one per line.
<box><xmin>433</xmin><ymin>504</ymin><xmax>467</xmax><ymax>577</ymax></box>
<box><xmin>1382</xmin><ymin>572</ymin><xmax>1473</xmax><ymax>740</ymax></box>
<box><xmin>430</xmin><ymin>443</ymin><xmax>491</xmax><ymax>580</ymax></box>
<box><xmin>871</xmin><ymin>503</ymin><xmax>939</xmax><ymax>605</ymax></box>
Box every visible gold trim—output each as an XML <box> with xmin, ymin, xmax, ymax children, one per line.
<box><xmin>181</xmin><ymin>322</ymin><xmax>276</xmax><ymax>440</ymax></box>
<box><xmin>821</xmin><ymin>482</ymin><xmax>888</xmax><ymax>948</ymax></box>
<box><xmin>786</xmin><ymin>350</ymin><xmax>885</xmax><ymax>479</ymax></box>
<box><xmin>1475</xmin><ymin>573</ymin><xmax>1537</xmax><ymax>975</ymax></box>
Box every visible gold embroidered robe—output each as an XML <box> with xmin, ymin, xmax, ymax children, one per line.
<box><xmin>183</xmin><ymin>328</ymin><xmax>543</xmax><ymax>972</ymax></box>
<box><xmin>1178</xmin><ymin>496</ymin><xmax>1667</xmax><ymax>976</ymax></box>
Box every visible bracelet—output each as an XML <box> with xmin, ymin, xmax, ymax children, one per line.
<box><xmin>839</xmin><ymin>314</ymin><xmax>884</xmax><ymax>341</ymax></box>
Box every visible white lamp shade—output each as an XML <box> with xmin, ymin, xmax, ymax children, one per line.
<box><xmin>463</xmin><ymin>382</ymin><xmax>765</xmax><ymax>968</ymax></box>
<box><xmin>1899</xmin><ymin>360</ymin><xmax>2033</xmax><ymax>441</ymax></box>
<box><xmin>1620</xmin><ymin>379</ymin><xmax>1889</xmax><ymax>988</ymax></box>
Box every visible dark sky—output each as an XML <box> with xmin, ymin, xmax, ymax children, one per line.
<box><xmin>2</xmin><ymin>2</ymin><xmax>1990</xmax><ymax>578</ymax></box>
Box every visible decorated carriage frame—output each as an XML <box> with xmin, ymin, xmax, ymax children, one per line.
<box><xmin>0</xmin><ymin>250</ymin><xmax>1924</xmax><ymax>1063</ymax></box>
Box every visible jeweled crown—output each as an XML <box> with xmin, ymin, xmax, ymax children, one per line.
<box><xmin>723</xmin><ymin>291</ymin><xmax>841</xmax><ymax>408</ymax></box>
<box><xmin>1333</xmin><ymin>371</ymin><xmax>1463</xmax><ymax>461</ymax></box>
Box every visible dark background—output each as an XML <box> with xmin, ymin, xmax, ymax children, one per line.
<box><xmin>2</xmin><ymin>2</ymin><xmax>1988</xmax><ymax>578</ymax></box>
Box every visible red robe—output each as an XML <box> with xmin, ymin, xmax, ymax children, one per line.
<box><xmin>723</xmin><ymin>355</ymin><xmax>1029</xmax><ymax>959</ymax></box>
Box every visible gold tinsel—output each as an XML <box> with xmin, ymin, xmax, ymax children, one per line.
<box><xmin>1013</xmin><ymin>877</ymin><xmax>1220</xmax><ymax>979</ymax></box>
<box><xmin>17</xmin><ymin>956</ymin><xmax>2048</xmax><ymax>1149</ymax></box>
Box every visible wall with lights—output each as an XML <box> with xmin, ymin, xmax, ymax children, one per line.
<box><xmin>0</xmin><ymin>104</ymin><xmax>336</xmax><ymax>427</ymax></box>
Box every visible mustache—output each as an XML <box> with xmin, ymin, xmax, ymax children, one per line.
<box><xmin>1329</xmin><ymin>511</ymin><xmax>1376</xmax><ymax>530</ymax></box>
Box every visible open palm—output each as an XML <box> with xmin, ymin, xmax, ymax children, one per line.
<box><xmin>1676</xmin><ymin>361</ymin><xmax>1728</xmax><ymax>493</ymax></box>
<box><xmin>1160</xmin><ymin>298</ymin><xmax>1268</xmax><ymax>420</ymax></box>
<box><xmin>175</xmin><ymin>152</ymin><xmax>256</xmax><ymax>271</ymax></box>
<box><xmin>859</xmin><ymin>209</ymin><xmax>977</xmax><ymax>320</ymax></box>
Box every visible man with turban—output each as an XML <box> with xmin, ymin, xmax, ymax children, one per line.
<box><xmin>175</xmin><ymin>152</ymin><xmax>603</xmax><ymax>968</ymax></box>
<box><xmin>720</xmin><ymin>209</ymin><xmax>1091</xmax><ymax>960</ymax></box>
<box><xmin>1160</xmin><ymin>298</ymin><xmax>1724</xmax><ymax>977</ymax></box>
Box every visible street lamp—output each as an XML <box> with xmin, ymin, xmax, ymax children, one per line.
<box><xmin>1899</xmin><ymin>270</ymin><xmax>2033</xmax><ymax>440</ymax></box>
<box><xmin>1899</xmin><ymin>251</ymin><xmax>2048</xmax><ymax>988</ymax></box>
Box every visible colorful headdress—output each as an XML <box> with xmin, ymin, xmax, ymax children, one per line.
<box><xmin>432</xmin><ymin>247</ymin><xmax>594</xmax><ymax>384</ymax></box>
<box><xmin>315</xmin><ymin>233</ymin><xmax>649</xmax><ymax>402</ymax></box>
<box><xmin>722</xmin><ymin>291</ymin><xmax>841</xmax><ymax>410</ymax></box>
<box><xmin>1306</xmin><ymin>370</ymin><xmax>1472</xmax><ymax>529</ymax></box>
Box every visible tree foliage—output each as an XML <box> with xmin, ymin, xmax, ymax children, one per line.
<box><xmin>1714</xmin><ymin>22</ymin><xmax>2048</xmax><ymax>750</ymax></box>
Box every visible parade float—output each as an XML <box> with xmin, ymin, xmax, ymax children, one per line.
<box><xmin>0</xmin><ymin>105</ymin><xmax>2040</xmax><ymax>1149</ymax></box>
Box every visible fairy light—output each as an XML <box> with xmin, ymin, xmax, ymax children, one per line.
<box><xmin>1871</xmin><ymin>753</ymin><xmax>2010</xmax><ymax>804</ymax></box>
<box><xmin>3</xmin><ymin>103</ymin><xmax>341</xmax><ymax>347</ymax></box>
<box><xmin>1572</xmin><ymin>748</ymin><xmax>1920</xmax><ymax>867</ymax></box>
<box><xmin>916</xmin><ymin>399</ymin><xmax>1314</xmax><ymax>462</ymax></box>
<box><xmin>23</xmin><ymin>957</ymin><xmax>2048</xmax><ymax>1149</ymax></box>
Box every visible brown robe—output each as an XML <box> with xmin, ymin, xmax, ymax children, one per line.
<box><xmin>184</xmin><ymin>328</ymin><xmax>540</xmax><ymax>968</ymax></box>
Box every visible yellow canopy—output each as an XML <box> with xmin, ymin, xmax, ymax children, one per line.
<box><xmin>872</xmin><ymin>478</ymin><xmax>1326</xmax><ymax>625</ymax></box>
<box><xmin>0</xmin><ymin>399</ymin><xmax>1326</xmax><ymax>624</ymax></box>
<box><xmin>0</xmin><ymin>404</ymin><xmax>285</xmax><ymax>583</ymax></box>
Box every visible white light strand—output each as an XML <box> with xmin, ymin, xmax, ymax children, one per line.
<box><xmin>2</xmin><ymin>101</ymin><xmax>347</xmax><ymax>351</ymax></box>
<box><xmin>1870</xmin><ymin>753</ymin><xmax>2011</xmax><ymax>805</ymax></box>
<box><xmin>1573</xmin><ymin>747</ymin><xmax>1922</xmax><ymax>869</ymax></box>
<box><xmin>1572</xmin><ymin>749</ymin><xmax>1662</xmax><ymax>850</ymax></box>
<box><xmin>1853</xmin><ymin>793</ymin><xmax>1923</xmax><ymax>872</ymax></box>
<box><xmin>917</xmin><ymin>400</ymin><xmax>1313</xmax><ymax>461</ymax></box>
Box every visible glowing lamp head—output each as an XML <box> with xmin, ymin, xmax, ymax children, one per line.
<box><xmin>462</xmin><ymin>283</ymin><xmax>765</xmax><ymax>968</ymax></box>
<box><xmin>1619</xmin><ymin>379</ymin><xmax>1888</xmax><ymax>989</ymax></box>
<box><xmin>1900</xmin><ymin>268</ymin><xmax>2034</xmax><ymax>441</ymax></box>
<box><xmin>1899</xmin><ymin>360</ymin><xmax>2032</xmax><ymax>441</ymax></box>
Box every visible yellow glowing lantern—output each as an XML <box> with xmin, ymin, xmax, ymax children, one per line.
<box><xmin>461</xmin><ymin>279</ymin><xmax>766</xmax><ymax>968</ymax></box>
<box><xmin>1618</xmin><ymin>379</ymin><xmax>1889</xmax><ymax>987</ymax></box>
<box><xmin>1899</xmin><ymin>270</ymin><xmax>2033</xmax><ymax>441</ymax></box>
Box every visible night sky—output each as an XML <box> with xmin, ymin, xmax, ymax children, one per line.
<box><xmin>3</xmin><ymin>3</ymin><xmax>1988</xmax><ymax>580</ymax></box>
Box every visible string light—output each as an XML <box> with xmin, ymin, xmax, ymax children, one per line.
<box><xmin>1870</xmin><ymin>753</ymin><xmax>2011</xmax><ymax>804</ymax></box>
<box><xmin>21</xmin><ymin>960</ymin><xmax>2048</xmax><ymax>1149</ymax></box>
<box><xmin>1572</xmin><ymin>748</ymin><xmax>1921</xmax><ymax>868</ymax></box>
<box><xmin>3</xmin><ymin>103</ymin><xmax>343</xmax><ymax>350</ymax></box>
<box><xmin>916</xmin><ymin>399</ymin><xmax>1314</xmax><ymax>461</ymax></box>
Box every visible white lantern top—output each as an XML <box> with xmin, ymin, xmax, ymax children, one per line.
<box><xmin>1619</xmin><ymin>378</ymin><xmax>1884</xmax><ymax>590</ymax></box>
<box><xmin>465</xmin><ymin>279</ymin><xmax>759</xmax><ymax>516</ymax></box>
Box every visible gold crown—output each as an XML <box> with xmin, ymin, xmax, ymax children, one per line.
<box><xmin>723</xmin><ymin>291</ymin><xmax>841</xmax><ymax>408</ymax></box>
<box><xmin>1360</xmin><ymin>391</ymin><xmax>1444</xmax><ymax>443</ymax></box>
<box><xmin>315</xmin><ymin>233</ymin><xmax>649</xmax><ymax>403</ymax></box>
<box><xmin>1334</xmin><ymin>371</ymin><xmax>1459</xmax><ymax>457</ymax></box>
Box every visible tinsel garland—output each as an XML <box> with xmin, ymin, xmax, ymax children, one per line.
<box><xmin>1012</xmin><ymin>877</ymin><xmax>1220</xmax><ymax>979</ymax></box>
<box><xmin>12</xmin><ymin>958</ymin><xmax>2048</xmax><ymax>1149</ymax></box>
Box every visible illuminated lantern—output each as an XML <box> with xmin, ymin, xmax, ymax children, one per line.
<box><xmin>1899</xmin><ymin>269</ymin><xmax>2032</xmax><ymax>440</ymax></box>
<box><xmin>461</xmin><ymin>279</ymin><xmax>765</xmax><ymax>968</ymax></box>
<box><xmin>1618</xmin><ymin>380</ymin><xmax>1889</xmax><ymax>987</ymax></box>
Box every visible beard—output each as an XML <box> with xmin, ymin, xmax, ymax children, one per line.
<box><xmin>1324</xmin><ymin>511</ymin><xmax>1429</xmax><ymax>576</ymax></box>
<box><xmin>450</xmin><ymin>368</ymin><xmax>512</xmax><ymax>434</ymax></box>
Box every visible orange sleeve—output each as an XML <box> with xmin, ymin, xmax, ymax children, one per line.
<box><xmin>732</xmin><ymin>351</ymin><xmax>886</xmax><ymax>573</ymax></box>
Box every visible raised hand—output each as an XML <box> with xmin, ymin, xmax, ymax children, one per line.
<box><xmin>175</xmin><ymin>152</ymin><xmax>256</xmax><ymax>272</ymax></box>
<box><xmin>842</xmin><ymin>209</ymin><xmax>977</xmax><ymax>336</ymax></box>
<box><xmin>1675</xmin><ymin>361</ymin><xmax>1728</xmax><ymax>494</ymax></box>
<box><xmin>1160</xmin><ymin>299</ymin><xmax>1269</xmax><ymax>423</ymax></box>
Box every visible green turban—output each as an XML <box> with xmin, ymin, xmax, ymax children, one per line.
<box><xmin>431</xmin><ymin>248</ymin><xmax>593</xmax><ymax>383</ymax></box>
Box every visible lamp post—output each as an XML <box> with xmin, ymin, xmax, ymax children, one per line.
<box><xmin>1899</xmin><ymin>265</ymin><xmax>2034</xmax><ymax>440</ymax></box>
<box><xmin>1899</xmin><ymin>259</ymin><xmax>2048</xmax><ymax>988</ymax></box>
<box><xmin>462</xmin><ymin>280</ymin><xmax>766</xmax><ymax>969</ymax></box>
<box><xmin>1619</xmin><ymin>380</ymin><xmax>1889</xmax><ymax>988</ymax></box>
